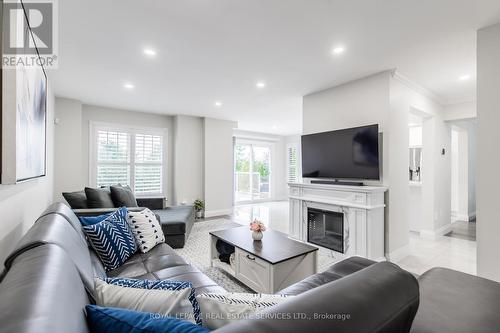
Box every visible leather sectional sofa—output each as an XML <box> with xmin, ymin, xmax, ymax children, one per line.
<box><xmin>0</xmin><ymin>202</ymin><xmax>499</xmax><ymax>333</ymax></box>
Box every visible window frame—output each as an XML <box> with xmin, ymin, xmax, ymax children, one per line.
<box><xmin>89</xmin><ymin>121</ymin><xmax>168</xmax><ymax>198</ymax></box>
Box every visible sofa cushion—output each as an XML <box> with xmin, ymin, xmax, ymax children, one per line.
<box><xmin>106</xmin><ymin>243</ymin><xmax>225</xmax><ymax>295</ymax></box>
<box><xmin>153</xmin><ymin>206</ymin><xmax>194</xmax><ymax>235</ymax></box>
<box><xmin>278</xmin><ymin>256</ymin><xmax>375</xmax><ymax>296</ymax></box>
<box><xmin>85</xmin><ymin>187</ymin><xmax>115</xmax><ymax>208</ymax></box>
<box><xmin>3</xmin><ymin>213</ymin><xmax>95</xmax><ymax>296</ymax></box>
<box><xmin>110</xmin><ymin>185</ymin><xmax>138</xmax><ymax>207</ymax></box>
<box><xmin>85</xmin><ymin>305</ymin><xmax>209</xmax><ymax>333</ymax></box>
<box><xmin>0</xmin><ymin>245</ymin><xmax>91</xmax><ymax>333</ymax></box>
<box><xmin>411</xmin><ymin>267</ymin><xmax>500</xmax><ymax>333</ymax></box>
<box><xmin>62</xmin><ymin>190</ymin><xmax>88</xmax><ymax>209</ymax></box>
<box><xmin>83</xmin><ymin>209</ymin><xmax>138</xmax><ymax>271</ymax></box>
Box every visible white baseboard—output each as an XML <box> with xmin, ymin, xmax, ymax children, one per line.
<box><xmin>204</xmin><ymin>208</ymin><xmax>233</xmax><ymax>218</ymax></box>
<box><xmin>386</xmin><ymin>244</ymin><xmax>410</xmax><ymax>262</ymax></box>
<box><xmin>452</xmin><ymin>211</ymin><xmax>476</xmax><ymax>222</ymax></box>
<box><xmin>420</xmin><ymin>223</ymin><xmax>452</xmax><ymax>240</ymax></box>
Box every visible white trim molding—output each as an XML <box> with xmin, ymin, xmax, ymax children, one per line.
<box><xmin>386</xmin><ymin>244</ymin><xmax>410</xmax><ymax>262</ymax></box>
<box><xmin>205</xmin><ymin>208</ymin><xmax>233</xmax><ymax>218</ymax></box>
<box><xmin>419</xmin><ymin>223</ymin><xmax>453</xmax><ymax>241</ymax></box>
<box><xmin>392</xmin><ymin>70</ymin><xmax>446</xmax><ymax>106</ymax></box>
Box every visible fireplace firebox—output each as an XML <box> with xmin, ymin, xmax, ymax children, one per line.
<box><xmin>307</xmin><ymin>208</ymin><xmax>344</xmax><ymax>253</ymax></box>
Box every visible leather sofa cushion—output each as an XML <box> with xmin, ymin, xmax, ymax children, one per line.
<box><xmin>0</xmin><ymin>245</ymin><xmax>91</xmax><ymax>333</ymax></box>
<box><xmin>105</xmin><ymin>243</ymin><xmax>225</xmax><ymax>295</ymax></box>
<box><xmin>278</xmin><ymin>256</ymin><xmax>375</xmax><ymax>295</ymax></box>
<box><xmin>411</xmin><ymin>267</ymin><xmax>500</xmax><ymax>333</ymax></box>
<box><xmin>153</xmin><ymin>206</ymin><xmax>194</xmax><ymax>235</ymax></box>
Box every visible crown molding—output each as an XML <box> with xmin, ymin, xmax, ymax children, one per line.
<box><xmin>391</xmin><ymin>70</ymin><xmax>447</xmax><ymax>106</ymax></box>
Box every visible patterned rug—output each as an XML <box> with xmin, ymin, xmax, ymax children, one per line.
<box><xmin>174</xmin><ymin>218</ymin><xmax>340</xmax><ymax>293</ymax></box>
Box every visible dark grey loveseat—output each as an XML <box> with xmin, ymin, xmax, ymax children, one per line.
<box><xmin>0</xmin><ymin>202</ymin><xmax>421</xmax><ymax>333</ymax></box>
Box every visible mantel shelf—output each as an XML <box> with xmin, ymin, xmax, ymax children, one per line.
<box><xmin>289</xmin><ymin>195</ymin><xmax>386</xmax><ymax>210</ymax></box>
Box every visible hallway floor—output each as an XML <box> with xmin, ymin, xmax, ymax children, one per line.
<box><xmin>231</xmin><ymin>201</ymin><xmax>477</xmax><ymax>276</ymax></box>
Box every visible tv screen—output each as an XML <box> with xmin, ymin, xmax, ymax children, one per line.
<box><xmin>301</xmin><ymin>124</ymin><xmax>380</xmax><ymax>180</ymax></box>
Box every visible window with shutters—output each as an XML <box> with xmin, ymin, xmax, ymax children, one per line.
<box><xmin>287</xmin><ymin>144</ymin><xmax>299</xmax><ymax>183</ymax></box>
<box><xmin>91</xmin><ymin>123</ymin><xmax>166</xmax><ymax>196</ymax></box>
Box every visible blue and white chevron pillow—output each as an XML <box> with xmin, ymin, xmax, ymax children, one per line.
<box><xmin>83</xmin><ymin>207</ymin><xmax>137</xmax><ymax>271</ymax></box>
<box><xmin>105</xmin><ymin>277</ymin><xmax>202</xmax><ymax>325</ymax></box>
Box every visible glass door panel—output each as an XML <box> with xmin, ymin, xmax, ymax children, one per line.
<box><xmin>235</xmin><ymin>144</ymin><xmax>252</xmax><ymax>203</ymax></box>
<box><xmin>234</xmin><ymin>143</ymin><xmax>272</xmax><ymax>203</ymax></box>
<box><xmin>252</xmin><ymin>146</ymin><xmax>271</xmax><ymax>200</ymax></box>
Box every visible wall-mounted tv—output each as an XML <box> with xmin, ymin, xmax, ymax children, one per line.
<box><xmin>301</xmin><ymin>124</ymin><xmax>380</xmax><ymax>180</ymax></box>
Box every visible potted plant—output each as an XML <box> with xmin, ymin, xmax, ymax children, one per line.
<box><xmin>249</xmin><ymin>219</ymin><xmax>266</xmax><ymax>241</ymax></box>
<box><xmin>194</xmin><ymin>199</ymin><xmax>205</xmax><ymax>219</ymax></box>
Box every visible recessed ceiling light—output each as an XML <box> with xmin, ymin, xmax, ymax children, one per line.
<box><xmin>272</xmin><ymin>125</ymin><xmax>278</xmax><ymax>130</ymax></box>
<box><xmin>214</xmin><ymin>101</ymin><xmax>223</xmax><ymax>108</ymax></box>
<box><xmin>331</xmin><ymin>46</ymin><xmax>345</xmax><ymax>55</ymax></box>
<box><xmin>459</xmin><ymin>74</ymin><xmax>471</xmax><ymax>81</ymax></box>
<box><xmin>143</xmin><ymin>48</ymin><xmax>157</xmax><ymax>57</ymax></box>
<box><xmin>123</xmin><ymin>83</ymin><xmax>135</xmax><ymax>90</ymax></box>
<box><xmin>256</xmin><ymin>81</ymin><xmax>266</xmax><ymax>89</ymax></box>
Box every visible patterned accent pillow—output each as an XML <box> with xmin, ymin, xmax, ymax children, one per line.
<box><xmin>105</xmin><ymin>277</ymin><xmax>201</xmax><ymax>325</ymax></box>
<box><xmin>82</xmin><ymin>208</ymin><xmax>137</xmax><ymax>271</ymax></box>
<box><xmin>196</xmin><ymin>292</ymin><xmax>293</xmax><ymax>329</ymax></box>
<box><xmin>127</xmin><ymin>208</ymin><xmax>165</xmax><ymax>253</ymax></box>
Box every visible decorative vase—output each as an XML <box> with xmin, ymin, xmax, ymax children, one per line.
<box><xmin>252</xmin><ymin>231</ymin><xmax>263</xmax><ymax>241</ymax></box>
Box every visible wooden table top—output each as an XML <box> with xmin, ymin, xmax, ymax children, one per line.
<box><xmin>210</xmin><ymin>226</ymin><xmax>318</xmax><ymax>264</ymax></box>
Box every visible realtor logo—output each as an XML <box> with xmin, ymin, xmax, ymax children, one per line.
<box><xmin>2</xmin><ymin>0</ymin><xmax>58</xmax><ymax>68</ymax></box>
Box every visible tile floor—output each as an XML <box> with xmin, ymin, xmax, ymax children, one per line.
<box><xmin>231</xmin><ymin>201</ymin><xmax>477</xmax><ymax>276</ymax></box>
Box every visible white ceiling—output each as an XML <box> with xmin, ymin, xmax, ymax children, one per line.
<box><xmin>51</xmin><ymin>0</ymin><xmax>500</xmax><ymax>135</ymax></box>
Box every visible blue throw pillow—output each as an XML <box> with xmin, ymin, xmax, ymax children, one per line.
<box><xmin>105</xmin><ymin>277</ymin><xmax>202</xmax><ymax>325</ymax></box>
<box><xmin>79</xmin><ymin>211</ymin><xmax>113</xmax><ymax>226</ymax></box>
<box><xmin>82</xmin><ymin>208</ymin><xmax>137</xmax><ymax>271</ymax></box>
<box><xmin>85</xmin><ymin>305</ymin><xmax>210</xmax><ymax>333</ymax></box>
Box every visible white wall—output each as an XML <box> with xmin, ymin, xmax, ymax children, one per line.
<box><xmin>303</xmin><ymin>70</ymin><xmax>451</xmax><ymax>257</ymax></box>
<box><xmin>443</xmin><ymin>101</ymin><xmax>476</xmax><ymax>121</ymax></box>
<box><xmin>204</xmin><ymin>118</ymin><xmax>237</xmax><ymax>216</ymax></box>
<box><xmin>53</xmin><ymin>99</ymin><xmax>175</xmax><ymax>203</ymax></box>
<box><xmin>0</xmin><ymin>72</ymin><xmax>55</xmax><ymax>264</ymax></box>
<box><xmin>477</xmin><ymin>22</ymin><xmax>500</xmax><ymax>282</ymax></box>
<box><xmin>303</xmin><ymin>71</ymin><xmax>402</xmax><ymax>253</ymax></box>
<box><xmin>391</xmin><ymin>79</ymin><xmax>451</xmax><ymax>240</ymax></box>
<box><xmin>173</xmin><ymin>115</ymin><xmax>204</xmax><ymax>205</ymax></box>
<box><xmin>54</xmin><ymin>98</ymin><xmax>83</xmax><ymax>201</ymax></box>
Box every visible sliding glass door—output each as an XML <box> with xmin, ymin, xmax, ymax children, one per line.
<box><xmin>234</xmin><ymin>142</ymin><xmax>271</xmax><ymax>203</ymax></box>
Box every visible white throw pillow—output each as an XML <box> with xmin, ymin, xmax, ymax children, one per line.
<box><xmin>196</xmin><ymin>292</ymin><xmax>293</xmax><ymax>329</ymax></box>
<box><xmin>127</xmin><ymin>208</ymin><xmax>165</xmax><ymax>253</ymax></box>
<box><xmin>94</xmin><ymin>279</ymin><xmax>196</xmax><ymax>323</ymax></box>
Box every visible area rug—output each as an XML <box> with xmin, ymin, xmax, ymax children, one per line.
<box><xmin>173</xmin><ymin>218</ymin><xmax>340</xmax><ymax>293</ymax></box>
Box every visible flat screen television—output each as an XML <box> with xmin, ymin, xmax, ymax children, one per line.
<box><xmin>301</xmin><ymin>124</ymin><xmax>380</xmax><ymax>180</ymax></box>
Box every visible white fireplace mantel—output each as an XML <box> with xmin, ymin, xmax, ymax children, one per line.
<box><xmin>288</xmin><ymin>182</ymin><xmax>387</xmax><ymax>261</ymax></box>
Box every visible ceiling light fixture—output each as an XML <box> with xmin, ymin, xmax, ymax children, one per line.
<box><xmin>272</xmin><ymin>125</ymin><xmax>278</xmax><ymax>130</ymax></box>
<box><xmin>143</xmin><ymin>48</ymin><xmax>157</xmax><ymax>57</ymax></box>
<box><xmin>123</xmin><ymin>83</ymin><xmax>135</xmax><ymax>90</ymax></box>
<box><xmin>214</xmin><ymin>101</ymin><xmax>223</xmax><ymax>108</ymax></box>
<box><xmin>256</xmin><ymin>81</ymin><xmax>266</xmax><ymax>89</ymax></box>
<box><xmin>331</xmin><ymin>46</ymin><xmax>345</xmax><ymax>55</ymax></box>
<box><xmin>459</xmin><ymin>74</ymin><xmax>471</xmax><ymax>81</ymax></box>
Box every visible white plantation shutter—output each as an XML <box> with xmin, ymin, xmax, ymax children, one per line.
<box><xmin>93</xmin><ymin>124</ymin><xmax>165</xmax><ymax>196</ymax></box>
<box><xmin>134</xmin><ymin>134</ymin><xmax>163</xmax><ymax>194</ymax></box>
<box><xmin>96</xmin><ymin>130</ymin><xmax>130</xmax><ymax>187</ymax></box>
<box><xmin>287</xmin><ymin>144</ymin><xmax>299</xmax><ymax>183</ymax></box>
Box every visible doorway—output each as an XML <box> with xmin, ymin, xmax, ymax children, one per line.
<box><xmin>234</xmin><ymin>142</ymin><xmax>272</xmax><ymax>203</ymax></box>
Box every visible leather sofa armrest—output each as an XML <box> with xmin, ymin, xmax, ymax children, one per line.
<box><xmin>213</xmin><ymin>262</ymin><xmax>419</xmax><ymax>333</ymax></box>
<box><xmin>136</xmin><ymin>197</ymin><xmax>165</xmax><ymax>210</ymax></box>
